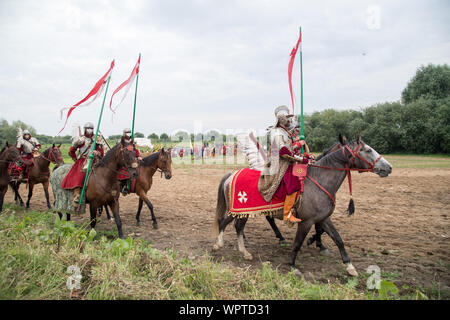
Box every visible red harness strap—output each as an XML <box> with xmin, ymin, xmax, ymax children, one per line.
<box><xmin>305</xmin><ymin>143</ymin><xmax>385</xmax><ymax>206</ymax></box>
<box><xmin>306</xmin><ymin>174</ymin><xmax>335</xmax><ymax>205</ymax></box>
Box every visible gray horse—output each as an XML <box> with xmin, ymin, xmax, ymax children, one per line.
<box><xmin>212</xmin><ymin>134</ymin><xmax>392</xmax><ymax>276</ymax></box>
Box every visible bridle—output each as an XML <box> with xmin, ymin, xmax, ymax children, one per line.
<box><xmin>92</xmin><ymin>145</ymin><xmax>138</xmax><ymax>194</ymax></box>
<box><xmin>39</xmin><ymin>147</ymin><xmax>63</xmax><ymax>165</ymax></box>
<box><xmin>306</xmin><ymin>143</ymin><xmax>384</xmax><ymax>205</ymax></box>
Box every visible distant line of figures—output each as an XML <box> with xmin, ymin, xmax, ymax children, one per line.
<box><xmin>169</xmin><ymin>144</ymin><xmax>239</xmax><ymax>159</ymax></box>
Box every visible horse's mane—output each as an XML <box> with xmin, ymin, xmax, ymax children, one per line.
<box><xmin>96</xmin><ymin>143</ymin><xmax>120</xmax><ymax>167</ymax></box>
<box><xmin>0</xmin><ymin>146</ymin><xmax>6</xmax><ymax>156</ymax></box>
<box><xmin>315</xmin><ymin>144</ymin><xmax>337</xmax><ymax>161</ymax></box>
<box><xmin>314</xmin><ymin>141</ymin><xmax>355</xmax><ymax>167</ymax></box>
<box><xmin>141</xmin><ymin>152</ymin><xmax>159</xmax><ymax>166</ymax></box>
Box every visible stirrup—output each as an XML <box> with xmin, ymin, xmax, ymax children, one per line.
<box><xmin>286</xmin><ymin>212</ymin><xmax>301</xmax><ymax>223</ymax></box>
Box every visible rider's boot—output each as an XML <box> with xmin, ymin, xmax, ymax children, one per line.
<box><xmin>283</xmin><ymin>192</ymin><xmax>301</xmax><ymax>223</ymax></box>
<box><xmin>73</xmin><ymin>187</ymin><xmax>81</xmax><ymax>210</ymax></box>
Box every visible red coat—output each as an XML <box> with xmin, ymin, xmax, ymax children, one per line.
<box><xmin>61</xmin><ymin>142</ymin><xmax>104</xmax><ymax>190</ymax></box>
<box><xmin>273</xmin><ymin>146</ymin><xmax>301</xmax><ymax>198</ymax></box>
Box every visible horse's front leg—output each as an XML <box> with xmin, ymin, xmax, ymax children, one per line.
<box><xmin>138</xmin><ymin>191</ymin><xmax>157</xmax><ymax>229</ymax></box>
<box><xmin>89</xmin><ymin>203</ymin><xmax>98</xmax><ymax>230</ymax></box>
<box><xmin>109</xmin><ymin>200</ymin><xmax>124</xmax><ymax>239</ymax></box>
<box><xmin>136</xmin><ymin>198</ymin><xmax>143</xmax><ymax>226</ymax></box>
<box><xmin>320</xmin><ymin>217</ymin><xmax>358</xmax><ymax>276</ymax></box>
<box><xmin>0</xmin><ymin>186</ymin><xmax>7</xmax><ymax>212</ymax></box>
<box><xmin>43</xmin><ymin>181</ymin><xmax>51</xmax><ymax>209</ymax></box>
<box><xmin>307</xmin><ymin>223</ymin><xmax>330</xmax><ymax>255</ymax></box>
<box><xmin>265</xmin><ymin>216</ymin><xmax>287</xmax><ymax>244</ymax></box>
<box><xmin>289</xmin><ymin>219</ymin><xmax>315</xmax><ymax>272</ymax></box>
<box><xmin>10</xmin><ymin>181</ymin><xmax>24</xmax><ymax>207</ymax></box>
<box><xmin>235</xmin><ymin>217</ymin><xmax>252</xmax><ymax>260</ymax></box>
<box><xmin>26</xmin><ymin>182</ymin><xmax>34</xmax><ymax>209</ymax></box>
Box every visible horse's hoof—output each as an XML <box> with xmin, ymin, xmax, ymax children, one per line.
<box><xmin>346</xmin><ymin>263</ymin><xmax>358</xmax><ymax>277</ymax></box>
<box><xmin>307</xmin><ymin>237</ymin><xmax>314</xmax><ymax>246</ymax></box>
<box><xmin>244</xmin><ymin>252</ymin><xmax>253</xmax><ymax>261</ymax></box>
<box><xmin>292</xmin><ymin>267</ymin><xmax>302</xmax><ymax>277</ymax></box>
<box><xmin>19</xmin><ymin>203</ymin><xmax>24</xmax><ymax>207</ymax></box>
<box><xmin>152</xmin><ymin>223</ymin><xmax>158</xmax><ymax>229</ymax></box>
<box><xmin>320</xmin><ymin>248</ymin><xmax>330</xmax><ymax>256</ymax></box>
<box><xmin>212</xmin><ymin>244</ymin><xmax>220</xmax><ymax>251</ymax></box>
<box><xmin>136</xmin><ymin>221</ymin><xmax>141</xmax><ymax>226</ymax></box>
<box><xmin>279</xmin><ymin>239</ymin><xmax>289</xmax><ymax>246</ymax></box>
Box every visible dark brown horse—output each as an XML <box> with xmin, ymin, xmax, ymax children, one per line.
<box><xmin>0</xmin><ymin>143</ymin><xmax>23</xmax><ymax>212</ymax></box>
<box><xmin>10</xmin><ymin>144</ymin><xmax>64</xmax><ymax>209</ymax></box>
<box><xmin>51</xmin><ymin>138</ymin><xmax>138</xmax><ymax>238</ymax></box>
<box><xmin>102</xmin><ymin>148</ymin><xmax>172</xmax><ymax>229</ymax></box>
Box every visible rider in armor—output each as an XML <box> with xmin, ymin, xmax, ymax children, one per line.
<box><xmin>118</xmin><ymin>128</ymin><xmax>141</xmax><ymax>195</ymax></box>
<box><xmin>16</xmin><ymin>129</ymin><xmax>41</xmax><ymax>179</ymax></box>
<box><xmin>60</xmin><ymin>122</ymin><xmax>104</xmax><ymax>209</ymax></box>
<box><xmin>258</xmin><ymin>105</ymin><xmax>305</xmax><ymax>223</ymax></box>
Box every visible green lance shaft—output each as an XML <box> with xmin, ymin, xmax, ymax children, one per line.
<box><xmin>131</xmin><ymin>53</ymin><xmax>141</xmax><ymax>140</ymax></box>
<box><xmin>299</xmin><ymin>26</ymin><xmax>305</xmax><ymax>155</ymax></box>
<box><xmin>79</xmin><ymin>74</ymin><xmax>112</xmax><ymax>206</ymax></box>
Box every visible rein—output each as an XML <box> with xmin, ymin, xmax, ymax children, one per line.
<box><xmin>39</xmin><ymin>148</ymin><xmax>63</xmax><ymax>165</ymax></box>
<box><xmin>306</xmin><ymin>144</ymin><xmax>384</xmax><ymax>209</ymax></box>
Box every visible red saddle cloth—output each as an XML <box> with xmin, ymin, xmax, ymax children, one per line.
<box><xmin>229</xmin><ymin>168</ymin><xmax>285</xmax><ymax>217</ymax></box>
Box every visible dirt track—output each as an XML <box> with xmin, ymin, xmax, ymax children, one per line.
<box><xmin>4</xmin><ymin>165</ymin><xmax>450</xmax><ymax>295</ymax></box>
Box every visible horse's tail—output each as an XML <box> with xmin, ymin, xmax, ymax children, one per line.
<box><xmin>213</xmin><ymin>172</ymin><xmax>232</xmax><ymax>237</ymax></box>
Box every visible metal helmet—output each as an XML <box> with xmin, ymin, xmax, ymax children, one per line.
<box><xmin>123</xmin><ymin>128</ymin><xmax>131</xmax><ymax>135</ymax></box>
<box><xmin>83</xmin><ymin>122</ymin><xmax>94</xmax><ymax>129</ymax></box>
<box><xmin>274</xmin><ymin>105</ymin><xmax>294</xmax><ymax>128</ymax></box>
<box><xmin>23</xmin><ymin>129</ymin><xmax>31</xmax><ymax>135</ymax></box>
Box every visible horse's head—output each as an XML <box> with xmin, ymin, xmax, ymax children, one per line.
<box><xmin>118</xmin><ymin>137</ymin><xmax>139</xmax><ymax>179</ymax></box>
<box><xmin>2</xmin><ymin>142</ymin><xmax>23</xmax><ymax>166</ymax></box>
<box><xmin>346</xmin><ymin>133</ymin><xmax>392</xmax><ymax>177</ymax></box>
<box><xmin>47</xmin><ymin>144</ymin><xmax>65</xmax><ymax>167</ymax></box>
<box><xmin>157</xmin><ymin>147</ymin><xmax>172</xmax><ymax>180</ymax></box>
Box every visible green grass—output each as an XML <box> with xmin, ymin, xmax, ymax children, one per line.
<box><xmin>2</xmin><ymin>205</ymin><xmax>431</xmax><ymax>300</ymax></box>
<box><xmin>383</xmin><ymin>154</ymin><xmax>450</xmax><ymax>168</ymax></box>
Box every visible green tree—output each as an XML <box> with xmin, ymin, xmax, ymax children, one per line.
<box><xmin>134</xmin><ymin>132</ymin><xmax>144</xmax><ymax>138</ymax></box>
<box><xmin>160</xmin><ymin>133</ymin><xmax>169</xmax><ymax>141</ymax></box>
<box><xmin>148</xmin><ymin>133</ymin><xmax>159</xmax><ymax>141</ymax></box>
<box><xmin>402</xmin><ymin>64</ymin><xmax>450</xmax><ymax>104</ymax></box>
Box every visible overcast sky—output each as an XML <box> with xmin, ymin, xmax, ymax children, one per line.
<box><xmin>0</xmin><ymin>0</ymin><xmax>449</xmax><ymax>138</ymax></box>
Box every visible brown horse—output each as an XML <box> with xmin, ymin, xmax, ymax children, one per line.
<box><xmin>0</xmin><ymin>143</ymin><xmax>23</xmax><ymax>212</ymax></box>
<box><xmin>10</xmin><ymin>144</ymin><xmax>64</xmax><ymax>209</ymax></box>
<box><xmin>51</xmin><ymin>138</ymin><xmax>138</xmax><ymax>238</ymax></box>
<box><xmin>101</xmin><ymin>148</ymin><xmax>172</xmax><ymax>229</ymax></box>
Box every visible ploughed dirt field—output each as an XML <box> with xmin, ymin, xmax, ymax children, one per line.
<box><xmin>4</xmin><ymin>162</ymin><xmax>450</xmax><ymax>296</ymax></box>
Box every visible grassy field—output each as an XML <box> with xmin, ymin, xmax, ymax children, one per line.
<box><xmin>0</xmin><ymin>204</ymin><xmax>432</xmax><ymax>300</ymax></box>
<box><xmin>2</xmin><ymin>151</ymin><xmax>446</xmax><ymax>300</ymax></box>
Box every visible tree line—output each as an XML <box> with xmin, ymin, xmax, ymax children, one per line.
<box><xmin>300</xmin><ymin>64</ymin><xmax>450</xmax><ymax>154</ymax></box>
<box><xmin>1</xmin><ymin>64</ymin><xmax>448</xmax><ymax>154</ymax></box>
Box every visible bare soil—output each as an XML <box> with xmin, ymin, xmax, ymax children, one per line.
<box><xmin>5</xmin><ymin>165</ymin><xmax>450</xmax><ymax>296</ymax></box>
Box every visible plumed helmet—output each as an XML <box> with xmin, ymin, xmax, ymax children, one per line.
<box><xmin>274</xmin><ymin>105</ymin><xmax>294</xmax><ymax>127</ymax></box>
<box><xmin>83</xmin><ymin>122</ymin><xmax>94</xmax><ymax>129</ymax></box>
